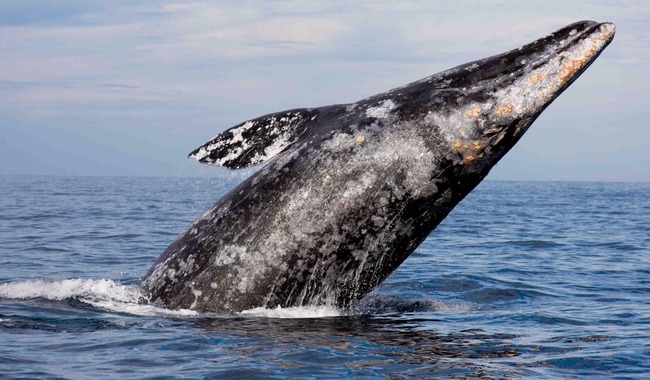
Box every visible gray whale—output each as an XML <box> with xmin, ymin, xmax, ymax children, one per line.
<box><xmin>142</xmin><ymin>21</ymin><xmax>615</xmax><ymax>312</ymax></box>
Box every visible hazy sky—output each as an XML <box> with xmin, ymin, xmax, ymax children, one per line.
<box><xmin>1</xmin><ymin>1</ymin><xmax>648</xmax><ymax>181</ymax></box>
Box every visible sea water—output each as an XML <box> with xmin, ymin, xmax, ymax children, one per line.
<box><xmin>0</xmin><ymin>175</ymin><xmax>648</xmax><ymax>379</ymax></box>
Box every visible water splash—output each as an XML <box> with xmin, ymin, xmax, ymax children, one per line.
<box><xmin>0</xmin><ymin>278</ymin><xmax>478</xmax><ymax>320</ymax></box>
<box><xmin>0</xmin><ymin>278</ymin><xmax>143</xmax><ymax>302</ymax></box>
<box><xmin>240</xmin><ymin>305</ymin><xmax>342</xmax><ymax>318</ymax></box>
<box><xmin>0</xmin><ymin>278</ymin><xmax>197</xmax><ymax>317</ymax></box>
<box><xmin>0</xmin><ymin>278</ymin><xmax>343</xmax><ymax>319</ymax></box>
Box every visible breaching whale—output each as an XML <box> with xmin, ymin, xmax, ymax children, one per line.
<box><xmin>142</xmin><ymin>21</ymin><xmax>615</xmax><ymax>312</ymax></box>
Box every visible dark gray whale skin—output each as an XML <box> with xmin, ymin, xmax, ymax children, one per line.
<box><xmin>142</xmin><ymin>21</ymin><xmax>615</xmax><ymax>312</ymax></box>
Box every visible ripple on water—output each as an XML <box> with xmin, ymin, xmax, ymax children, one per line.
<box><xmin>1</xmin><ymin>177</ymin><xmax>649</xmax><ymax>378</ymax></box>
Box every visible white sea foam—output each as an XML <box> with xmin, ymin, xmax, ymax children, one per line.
<box><xmin>427</xmin><ymin>300</ymin><xmax>475</xmax><ymax>312</ymax></box>
<box><xmin>0</xmin><ymin>278</ymin><xmax>340</xmax><ymax>319</ymax></box>
<box><xmin>84</xmin><ymin>299</ymin><xmax>198</xmax><ymax>317</ymax></box>
<box><xmin>240</xmin><ymin>305</ymin><xmax>341</xmax><ymax>318</ymax></box>
<box><xmin>0</xmin><ymin>278</ymin><xmax>143</xmax><ymax>302</ymax></box>
<box><xmin>0</xmin><ymin>278</ymin><xmax>197</xmax><ymax>317</ymax></box>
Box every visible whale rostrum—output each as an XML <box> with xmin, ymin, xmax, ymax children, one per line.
<box><xmin>142</xmin><ymin>21</ymin><xmax>615</xmax><ymax>312</ymax></box>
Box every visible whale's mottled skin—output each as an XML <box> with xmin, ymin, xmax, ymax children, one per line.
<box><xmin>142</xmin><ymin>21</ymin><xmax>615</xmax><ymax>312</ymax></box>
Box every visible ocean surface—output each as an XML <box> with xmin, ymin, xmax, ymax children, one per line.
<box><xmin>0</xmin><ymin>175</ymin><xmax>648</xmax><ymax>379</ymax></box>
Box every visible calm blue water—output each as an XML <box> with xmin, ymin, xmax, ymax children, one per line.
<box><xmin>0</xmin><ymin>175</ymin><xmax>649</xmax><ymax>379</ymax></box>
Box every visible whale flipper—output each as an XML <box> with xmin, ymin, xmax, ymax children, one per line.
<box><xmin>188</xmin><ymin>108</ymin><xmax>320</xmax><ymax>169</ymax></box>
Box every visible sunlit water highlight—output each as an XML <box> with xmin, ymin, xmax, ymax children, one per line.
<box><xmin>1</xmin><ymin>175</ymin><xmax>649</xmax><ymax>378</ymax></box>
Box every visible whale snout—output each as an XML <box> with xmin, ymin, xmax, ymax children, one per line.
<box><xmin>599</xmin><ymin>22</ymin><xmax>616</xmax><ymax>39</ymax></box>
<box><xmin>430</xmin><ymin>20</ymin><xmax>615</xmax><ymax>173</ymax></box>
<box><xmin>587</xmin><ymin>21</ymin><xmax>616</xmax><ymax>42</ymax></box>
<box><xmin>552</xmin><ymin>20</ymin><xmax>615</xmax><ymax>43</ymax></box>
<box><xmin>546</xmin><ymin>21</ymin><xmax>615</xmax><ymax>97</ymax></box>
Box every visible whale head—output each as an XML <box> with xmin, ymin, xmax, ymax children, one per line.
<box><xmin>424</xmin><ymin>20</ymin><xmax>615</xmax><ymax>175</ymax></box>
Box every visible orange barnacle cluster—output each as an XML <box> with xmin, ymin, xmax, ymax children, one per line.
<box><xmin>465</xmin><ymin>107</ymin><xmax>482</xmax><ymax>120</ymax></box>
<box><xmin>494</xmin><ymin>103</ymin><xmax>515</xmax><ymax>116</ymax></box>
<box><xmin>528</xmin><ymin>71</ymin><xmax>547</xmax><ymax>85</ymax></box>
<box><xmin>451</xmin><ymin>139</ymin><xmax>488</xmax><ymax>165</ymax></box>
